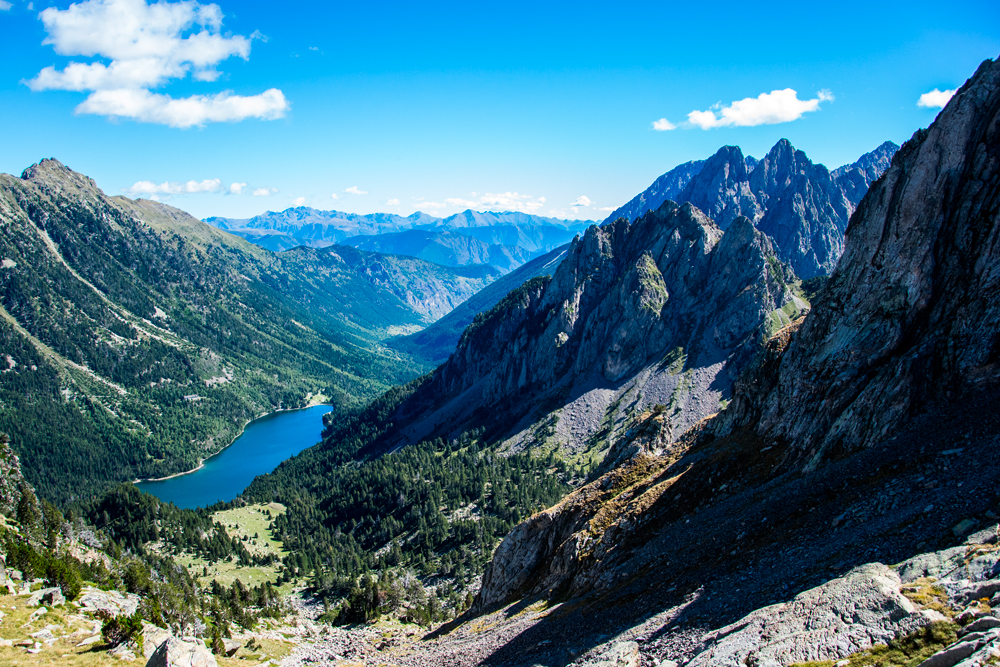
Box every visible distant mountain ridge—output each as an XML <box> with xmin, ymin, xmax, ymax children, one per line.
<box><xmin>206</xmin><ymin>208</ymin><xmax>592</xmax><ymax>274</ymax></box>
<box><xmin>604</xmin><ymin>140</ymin><xmax>900</xmax><ymax>278</ymax></box>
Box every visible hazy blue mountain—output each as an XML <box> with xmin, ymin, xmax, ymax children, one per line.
<box><xmin>206</xmin><ymin>207</ymin><xmax>592</xmax><ymax>274</ymax></box>
<box><xmin>340</xmin><ymin>229</ymin><xmax>534</xmax><ymax>273</ymax></box>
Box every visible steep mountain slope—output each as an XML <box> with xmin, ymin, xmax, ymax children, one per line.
<box><xmin>372</xmin><ymin>203</ymin><xmax>802</xmax><ymax>463</ymax></box>
<box><xmin>388</xmin><ymin>244</ymin><xmax>571</xmax><ymax>364</ymax></box>
<box><xmin>0</xmin><ymin>160</ymin><xmax>487</xmax><ymax>503</ymax></box>
<box><xmin>605</xmin><ymin>141</ymin><xmax>898</xmax><ymax>279</ymax></box>
<box><xmin>341</xmin><ymin>229</ymin><xmax>533</xmax><ymax>273</ymax></box>
<box><xmin>458</xmin><ymin>55</ymin><xmax>1000</xmax><ymax>667</ymax></box>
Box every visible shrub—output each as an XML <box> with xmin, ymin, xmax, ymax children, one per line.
<box><xmin>102</xmin><ymin>611</ymin><xmax>144</xmax><ymax>651</ymax></box>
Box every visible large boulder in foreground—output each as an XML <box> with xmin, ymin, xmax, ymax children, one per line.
<box><xmin>687</xmin><ymin>564</ymin><xmax>935</xmax><ymax>667</ymax></box>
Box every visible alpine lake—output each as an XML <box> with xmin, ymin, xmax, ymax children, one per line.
<box><xmin>136</xmin><ymin>404</ymin><xmax>331</xmax><ymax>509</ymax></box>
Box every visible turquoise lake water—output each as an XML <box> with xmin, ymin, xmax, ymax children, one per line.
<box><xmin>136</xmin><ymin>404</ymin><xmax>331</xmax><ymax>509</ymax></box>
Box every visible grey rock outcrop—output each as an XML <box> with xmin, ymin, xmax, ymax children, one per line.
<box><xmin>145</xmin><ymin>636</ymin><xmax>217</xmax><ymax>667</ymax></box>
<box><xmin>687</xmin><ymin>564</ymin><xmax>932</xmax><ymax>667</ymax></box>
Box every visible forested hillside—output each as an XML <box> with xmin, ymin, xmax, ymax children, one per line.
<box><xmin>0</xmin><ymin>159</ymin><xmax>489</xmax><ymax>503</ymax></box>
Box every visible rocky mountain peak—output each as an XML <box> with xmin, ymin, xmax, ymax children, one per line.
<box><xmin>18</xmin><ymin>158</ymin><xmax>101</xmax><ymax>198</ymax></box>
<box><xmin>833</xmin><ymin>140</ymin><xmax>901</xmax><ymax>205</ymax></box>
<box><xmin>605</xmin><ymin>137</ymin><xmax>897</xmax><ymax>280</ymax></box>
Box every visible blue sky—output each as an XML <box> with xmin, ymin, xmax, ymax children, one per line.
<box><xmin>1</xmin><ymin>0</ymin><xmax>998</xmax><ymax>221</ymax></box>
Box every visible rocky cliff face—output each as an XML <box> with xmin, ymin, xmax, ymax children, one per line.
<box><xmin>718</xmin><ymin>58</ymin><xmax>1000</xmax><ymax>472</ymax></box>
<box><xmin>468</xmin><ymin>57</ymin><xmax>1000</xmax><ymax>662</ymax></box>
<box><xmin>372</xmin><ymin>201</ymin><xmax>802</xmax><ymax>464</ymax></box>
<box><xmin>605</xmin><ymin>140</ymin><xmax>899</xmax><ymax>280</ymax></box>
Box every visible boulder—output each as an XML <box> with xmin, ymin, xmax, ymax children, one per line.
<box><xmin>145</xmin><ymin>636</ymin><xmax>217</xmax><ymax>667</ymax></box>
<box><xmin>142</xmin><ymin>623</ymin><xmax>173</xmax><ymax>660</ymax></box>
<box><xmin>571</xmin><ymin>641</ymin><xmax>640</xmax><ymax>667</ymax></box>
<box><xmin>78</xmin><ymin>588</ymin><xmax>140</xmax><ymax>617</ymax></box>
<box><xmin>27</xmin><ymin>587</ymin><xmax>64</xmax><ymax>607</ymax></box>
<box><xmin>686</xmin><ymin>564</ymin><xmax>931</xmax><ymax>667</ymax></box>
<box><xmin>221</xmin><ymin>639</ymin><xmax>241</xmax><ymax>657</ymax></box>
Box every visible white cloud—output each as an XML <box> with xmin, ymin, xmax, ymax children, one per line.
<box><xmin>652</xmin><ymin>118</ymin><xmax>676</xmax><ymax>131</ymax></box>
<box><xmin>330</xmin><ymin>193</ymin><xmax>339</xmax><ymax>200</ymax></box>
<box><xmin>384</xmin><ymin>198</ymin><xmax>400</xmax><ymax>206</ymax></box>
<box><xmin>571</xmin><ymin>196</ymin><xmax>592</xmax><ymax>207</ymax></box>
<box><xmin>26</xmin><ymin>0</ymin><xmax>288</xmax><ymax>127</ymax></box>
<box><xmin>687</xmin><ymin>89</ymin><xmax>832</xmax><ymax>130</ymax></box>
<box><xmin>597</xmin><ymin>206</ymin><xmax>614</xmax><ymax>212</ymax></box>
<box><xmin>291</xmin><ymin>196</ymin><xmax>306</xmax><ymax>206</ymax></box>
<box><xmin>478</xmin><ymin>192</ymin><xmax>545</xmax><ymax>213</ymax></box>
<box><xmin>76</xmin><ymin>88</ymin><xmax>288</xmax><ymax>128</ymax></box>
<box><xmin>229</xmin><ymin>181</ymin><xmax>247</xmax><ymax>194</ymax></box>
<box><xmin>344</xmin><ymin>186</ymin><xmax>368</xmax><ymax>195</ymax></box>
<box><xmin>125</xmin><ymin>178</ymin><xmax>221</xmax><ymax>195</ymax></box>
<box><xmin>917</xmin><ymin>88</ymin><xmax>956</xmax><ymax>109</ymax></box>
<box><xmin>252</xmin><ymin>187</ymin><xmax>276</xmax><ymax>196</ymax></box>
<box><xmin>0</xmin><ymin>2</ymin><xmax>13</xmax><ymax>11</ymax></box>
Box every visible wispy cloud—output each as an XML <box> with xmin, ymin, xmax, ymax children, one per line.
<box><xmin>384</xmin><ymin>198</ymin><xmax>400</xmax><ymax>206</ymax></box>
<box><xmin>571</xmin><ymin>196</ymin><xmax>592</xmax><ymax>207</ymax></box>
<box><xmin>252</xmin><ymin>187</ymin><xmax>276</xmax><ymax>196</ymax></box>
<box><xmin>26</xmin><ymin>0</ymin><xmax>289</xmax><ymax>127</ymax></box>
<box><xmin>917</xmin><ymin>88</ymin><xmax>956</xmax><ymax>109</ymax></box>
<box><xmin>344</xmin><ymin>186</ymin><xmax>368</xmax><ymax>195</ymax></box>
<box><xmin>76</xmin><ymin>88</ymin><xmax>287</xmax><ymax>128</ymax></box>
<box><xmin>229</xmin><ymin>182</ymin><xmax>247</xmax><ymax>195</ymax></box>
<box><xmin>687</xmin><ymin>89</ymin><xmax>833</xmax><ymax>129</ymax></box>
<box><xmin>330</xmin><ymin>193</ymin><xmax>339</xmax><ymax>200</ymax></box>
<box><xmin>125</xmin><ymin>178</ymin><xmax>221</xmax><ymax>195</ymax></box>
<box><xmin>0</xmin><ymin>2</ymin><xmax>13</xmax><ymax>11</ymax></box>
<box><xmin>291</xmin><ymin>196</ymin><xmax>306</xmax><ymax>206</ymax></box>
<box><xmin>652</xmin><ymin>118</ymin><xmax>676</xmax><ymax>131</ymax></box>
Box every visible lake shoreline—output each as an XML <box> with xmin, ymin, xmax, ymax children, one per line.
<box><xmin>133</xmin><ymin>399</ymin><xmax>332</xmax><ymax>485</ymax></box>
